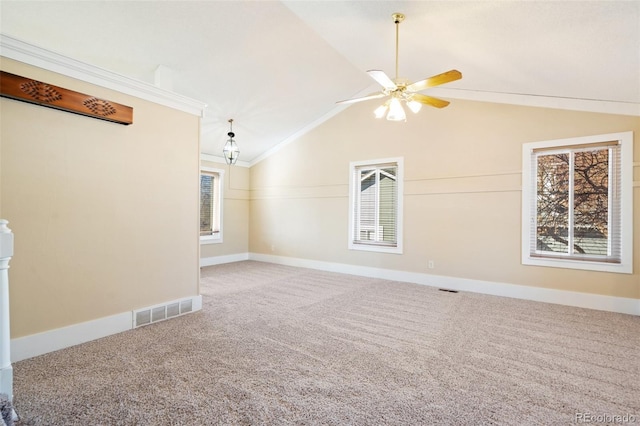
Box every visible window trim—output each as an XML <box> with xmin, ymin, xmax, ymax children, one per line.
<box><xmin>200</xmin><ymin>166</ymin><xmax>224</xmax><ymax>245</ymax></box>
<box><xmin>348</xmin><ymin>157</ymin><xmax>404</xmax><ymax>254</ymax></box>
<box><xmin>521</xmin><ymin>131</ymin><xmax>633</xmax><ymax>273</ymax></box>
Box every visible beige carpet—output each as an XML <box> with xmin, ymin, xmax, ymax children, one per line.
<box><xmin>13</xmin><ymin>261</ymin><xmax>640</xmax><ymax>425</ymax></box>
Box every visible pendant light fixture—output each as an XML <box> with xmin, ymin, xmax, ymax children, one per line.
<box><xmin>222</xmin><ymin>119</ymin><xmax>239</xmax><ymax>165</ymax></box>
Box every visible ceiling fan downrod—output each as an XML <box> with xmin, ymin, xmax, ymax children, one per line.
<box><xmin>392</xmin><ymin>13</ymin><xmax>405</xmax><ymax>82</ymax></box>
<box><xmin>227</xmin><ymin>118</ymin><xmax>234</xmax><ymax>138</ymax></box>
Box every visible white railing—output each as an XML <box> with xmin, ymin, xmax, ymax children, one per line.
<box><xmin>0</xmin><ymin>219</ymin><xmax>16</xmax><ymax>420</ymax></box>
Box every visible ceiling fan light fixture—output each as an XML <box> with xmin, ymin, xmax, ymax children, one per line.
<box><xmin>335</xmin><ymin>12</ymin><xmax>462</xmax><ymax>121</ymax></box>
<box><xmin>374</xmin><ymin>100</ymin><xmax>390</xmax><ymax>118</ymax></box>
<box><xmin>407</xmin><ymin>99</ymin><xmax>422</xmax><ymax>114</ymax></box>
<box><xmin>386</xmin><ymin>97</ymin><xmax>406</xmax><ymax>121</ymax></box>
<box><xmin>222</xmin><ymin>118</ymin><xmax>240</xmax><ymax>165</ymax></box>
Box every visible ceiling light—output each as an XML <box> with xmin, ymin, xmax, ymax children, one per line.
<box><xmin>386</xmin><ymin>97</ymin><xmax>406</xmax><ymax>121</ymax></box>
<box><xmin>336</xmin><ymin>12</ymin><xmax>462</xmax><ymax>122</ymax></box>
<box><xmin>222</xmin><ymin>119</ymin><xmax>239</xmax><ymax>165</ymax></box>
<box><xmin>374</xmin><ymin>100</ymin><xmax>390</xmax><ymax>118</ymax></box>
<box><xmin>406</xmin><ymin>99</ymin><xmax>422</xmax><ymax>114</ymax></box>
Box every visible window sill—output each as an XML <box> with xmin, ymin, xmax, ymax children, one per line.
<box><xmin>200</xmin><ymin>236</ymin><xmax>223</xmax><ymax>245</ymax></box>
<box><xmin>522</xmin><ymin>256</ymin><xmax>632</xmax><ymax>274</ymax></box>
<box><xmin>349</xmin><ymin>242</ymin><xmax>402</xmax><ymax>254</ymax></box>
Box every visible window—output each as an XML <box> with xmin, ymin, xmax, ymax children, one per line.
<box><xmin>522</xmin><ymin>132</ymin><xmax>633</xmax><ymax>273</ymax></box>
<box><xmin>200</xmin><ymin>167</ymin><xmax>224</xmax><ymax>244</ymax></box>
<box><xmin>349</xmin><ymin>158</ymin><xmax>403</xmax><ymax>253</ymax></box>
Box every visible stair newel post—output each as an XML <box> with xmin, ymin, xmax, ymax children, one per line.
<box><xmin>0</xmin><ymin>219</ymin><xmax>14</xmax><ymax>406</ymax></box>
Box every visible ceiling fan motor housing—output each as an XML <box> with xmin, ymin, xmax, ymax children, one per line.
<box><xmin>392</xmin><ymin>13</ymin><xmax>405</xmax><ymax>24</ymax></box>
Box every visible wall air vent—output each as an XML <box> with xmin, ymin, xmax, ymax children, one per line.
<box><xmin>167</xmin><ymin>302</ymin><xmax>180</xmax><ymax>318</ymax></box>
<box><xmin>180</xmin><ymin>299</ymin><xmax>193</xmax><ymax>313</ymax></box>
<box><xmin>152</xmin><ymin>306</ymin><xmax>166</xmax><ymax>322</ymax></box>
<box><xmin>133</xmin><ymin>297</ymin><xmax>198</xmax><ymax>328</ymax></box>
<box><xmin>135</xmin><ymin>310</ymin><xmax>151</xmax><ymax>327</ymax></box>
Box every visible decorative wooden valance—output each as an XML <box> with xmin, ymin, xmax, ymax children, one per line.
<box><xmin>0</xmin><ymin>71</ymin><xmax>133</xmax><ymax>125</ymax></box>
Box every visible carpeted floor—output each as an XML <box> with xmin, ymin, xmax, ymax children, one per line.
<box><xmin>12</xmin><ymin>261</ymin><xmax>640</xmax><ymax>425</ymax></box>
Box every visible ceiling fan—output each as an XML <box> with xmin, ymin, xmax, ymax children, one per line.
<box><xmin>337</xmin><ymin>13</ymin><xmax>462</xmax><ymax>121</ymax></box>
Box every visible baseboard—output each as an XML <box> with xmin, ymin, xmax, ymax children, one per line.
<box><xmin>249</xmin><ymin>253</ymin><xmax>640</xmax><ymax>316</ymax></box>
<box><xmin>10</xmin><ymin>312</ymin><xmax>131</xmax><ymax>362</ymax></box>
<box><xmin>11</xmin><ymin>295</ymin><xmax>202</xmax><ymax>362</ymax></box>
<box><xmin>200</xmin><ymin>252</ymin><xmax>249</xmax><ymax>267</ymax></box>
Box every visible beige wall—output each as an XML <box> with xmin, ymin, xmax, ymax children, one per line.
<box><xmin>2</xmin><ymin>54</ymin><xmax>637</xmax><ymax>344</ymax></box>
<box><xmin>1</xmin><ymin>58</ymin><xmax>201</xmax><ymax>338</ymax></box>
<box><xmin>199</xmin><ymin>159</ymin><xmax>250</xmax><ymax>259</ymax></box>
<box><xmin>250</xmin><ymin>99</ymin><xmax>640</xmax><ymax>300</ymax></box>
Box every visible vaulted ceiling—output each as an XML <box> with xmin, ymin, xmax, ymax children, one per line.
<box><xmin>1</xmin><ymin>1</ymin><xmax>638</xmax><ymax>165</ymax></box>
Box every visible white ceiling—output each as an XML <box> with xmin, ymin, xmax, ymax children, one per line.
<box><xmin>1</xmin><ymin>1</ymin><xmax>638</xmax><ymax>164</ymax></box>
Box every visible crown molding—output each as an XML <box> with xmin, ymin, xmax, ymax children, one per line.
<box><xmin>0</xmin><ymin>34</ymin><xmax>206</xmax><ymax>117</ymax></box>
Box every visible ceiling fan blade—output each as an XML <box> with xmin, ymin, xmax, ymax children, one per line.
<box><xmin>406</xmin><ymin>69</ymin><xmax>462</xmax><ymax>93</ymax></box>
<box><xmin>336</xmin><ymin>92</ymin><xmax>386</xmax><ymax>105</ymax></box>
<box><xmin>367</xmin><ymin>70</ymin><xmax>397</xmax><ymax>90</ymax></box>
<box><xmin>409</xmin><ymin>93</ymin><xmax>450</xmax><ymax>109</ymax></box>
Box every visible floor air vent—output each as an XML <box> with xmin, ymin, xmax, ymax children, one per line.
<box><xmin>133</xmin><ymin>297</ymin><xmax>196</xmax><ymax>328</ymax></box>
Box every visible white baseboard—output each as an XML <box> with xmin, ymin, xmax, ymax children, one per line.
<box><xmin>11</xmin><ymin>295</ymin><xmax>202</xmax><ymax>362</ymax></box>
<box><xmin>11</xmin><ymin>312</ymin><xmax>131</xmax><ymax>362</ymax></box>
<box><xmin>200</xmin><ymin>252</ymin><xmax>249</xmax><ymax>267</ymax></box>
<box><xmin>192</xmin><ymin>294</ymin><xmax>203</xmax><ymax>311</ymax></box>
<box><xmin>249</xmin><ymin>253</ymin><xmax>640</xmax><ymax>316</ymax></box>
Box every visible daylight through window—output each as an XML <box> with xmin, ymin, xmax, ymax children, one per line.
<box><xmin>349</xmin><ymin>159</ymin><xmax>403</xmax><ymax>253</ymax></box>
<box><xmin>200</xmin><ymin>168</ymin><xmax>223</xmax><ymax>243</ymax></box>
<box><xmin>533</xmin><ymin>144</ymin><xmax>618</xmax><ymax>260</ymax></box>
<box><xmin>522</xmin><ymin>132</ymin><xmax>632</xmax><ymax>273</ymax></box>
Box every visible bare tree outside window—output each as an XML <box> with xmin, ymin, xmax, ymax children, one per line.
<box><xmin>523</xmin><ymin>132</ymin><xmax>630</xmax><ymax>273</ymax></box>
<box><xmin>200</xmin><ymin>173</ymin><xmax>214</xmax><ymax>236</ymax></box>
<box><xmin>536</xmin><ymin>148</ymin><xmax>609</xmax><ymax>256</ymax></box>
<box><xmin>199</xmin><ymin>168</ymin><xmax>223</xmax><ymax>242</ymax></box>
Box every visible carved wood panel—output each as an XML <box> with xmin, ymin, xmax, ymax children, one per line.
<box><xmin>0</xmin><ymin>71</ymin><xmax>133</xmax><ymax>125</ymax></box>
